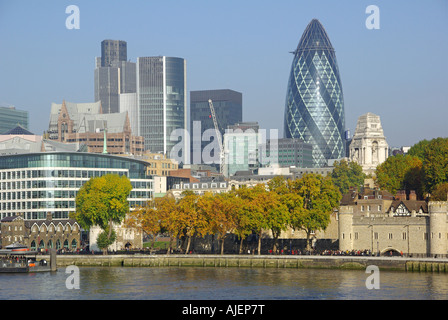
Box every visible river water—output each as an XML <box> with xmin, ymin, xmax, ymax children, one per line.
<box><xmin>1</xmin><ymin>266</ymin><xmax>448</xmax><ymax>301</ymax></box>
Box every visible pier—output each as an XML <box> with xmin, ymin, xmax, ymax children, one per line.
<box><xmin>38</xmin><ymin>254</ymin><xmax>448</xmax><ymax>273</ymax></box>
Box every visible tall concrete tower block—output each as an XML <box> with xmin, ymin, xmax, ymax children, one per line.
<box><xmin>429</xmin><ymin>201</ymin><xmax>448</xmax><ymax>257</ymax></box>
<box><xmin>338</xmin><ymin>205</ymin><xmax>354</xmax><ymax>251</ymax></box>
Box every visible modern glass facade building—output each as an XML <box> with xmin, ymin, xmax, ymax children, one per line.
<box><xmin>137</xmin><ymin>56</ymin><xmax>187</xmax><ymax>160</ymax></box>
<box><xmin>0</xmin><ymin>152</ymin><xmax>153</xmax><ymax>221</ymax></box>
<box><xmin>0</xmin><ymin>106</ymin><xmax>29</xmax><ymax>134</ymax></box>
<box><xmin>223</xmin><ymin>122</ymin><xmax>259</xmax><ymax>177</ymax></box>
<box><xmin>190</xmin><ymin>89</ymin><xmax>242</xmax><ymax>165</ymax></box>
<box><xmin>284</xmin><ymin>19</ymin><xmax>346</xmax><ymax>167</ymax></box>
<box><xmin>259</xmin><ymin>138</ymin><xmax>313</xmax><ymax>168</ymax></box>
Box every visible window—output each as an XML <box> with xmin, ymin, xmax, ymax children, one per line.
<box><xmin>388</xmin><ymin>233</ymin><xmax>393</xmax><ymax>240</ymax></box>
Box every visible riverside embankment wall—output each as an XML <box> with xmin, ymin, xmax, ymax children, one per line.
<box><xmin>40</xmin><ymin>254</ymin><xmax>448</xmax><ymax>273</ymax></box>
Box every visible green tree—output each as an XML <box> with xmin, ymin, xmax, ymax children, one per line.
<box><xmin>407</xmin><ymin>139</ymin><xmax>431</xmax><ymax>159</ymax></box>
<box><xmin>75</xmin><ymin>174</ymin><xmax>132</xmax><ymax>254</ymax></box>
<box><xmin>233</xmin><ymin>187</ymin><xmax>258</xmax><ymax>254</ymax></box>
<box><xmin>421</xmin><ymin>137</ymin><xmax>448</xmax><ymax>192</ymax></box>
<box><xmin>331</xmin><ymin>160</ymin><xmax>366</xmax><ymax>195</ymax></box>
<box><xmin>97</xmin><ymin>228</ymin><xmax>117</xmax><ymax>252</ymax></box>
<box><xmin>375</xmin><ymin>154</ymin><xmax>424</xmax><ymax>197</ymax></box>
<box><xmin>289</xmin><ymin>174</ymin><xmax>341</xmax><ymax>251</ymax></box>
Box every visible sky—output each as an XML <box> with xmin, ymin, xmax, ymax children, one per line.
<box><xmin>0</xmin><ymin>0</ymin><xmax>447</xmax><ymax>148</ymax></box>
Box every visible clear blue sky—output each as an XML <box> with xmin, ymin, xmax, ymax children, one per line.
<box><xmin>0</xmin><ymin>0</ymin><xmax>447</xmax><ymax>147</ymax></box>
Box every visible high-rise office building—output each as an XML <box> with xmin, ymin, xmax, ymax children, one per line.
<box><xmin>0</xmin><ymin>106</ymin><xmax>29</xmax><ymax>134</ymax></box>
<box><xmin>260</xmin><ymin>138</ymin><xmax>313</xmax><ymax>168</ymax></box>
<box><xmin>94</xmin><ymin>40</ymin><xmax>136</xmax><ymax>114</ymax></box>
<box><xmin>190</xmin><ymin>89</ymin><xmax>242</xmax><ymax>165</ymax></box>
<box><xmin>284</xmin><ymin>19</ymin><xmax>346</xmax><ymax>167</ymax></box>
<box><xmin>101</xmin><ymin>39</ymin><xmax>127</xmax><ymax>68</ymax></box>
<box><xmin>137</xmin><ymin>56</ymin><xmax>187</xmax><ymax>159</ymax></box>
<box><xmin>223</xmin><ymin>122</ymin><xmax>259</xmax><ymax>177</ymax></box>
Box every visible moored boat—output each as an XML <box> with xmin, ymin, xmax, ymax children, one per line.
<box><xmin>0</xmin><ymin>243</ymin><xmax>56</xmax><ymax>273</ymax></box>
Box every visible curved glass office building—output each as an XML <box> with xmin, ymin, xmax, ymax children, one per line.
<box><xmin>284</xmin><ymin>19</ymin><xmax>346</xmax><ymax>167</ymax></box>
<box><xmin>0</xmin><ymin>152</ymin><xmax>153</xmax><ymax>221</ymax></box>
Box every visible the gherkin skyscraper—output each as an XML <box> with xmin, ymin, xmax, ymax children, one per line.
<box><xmin>284</xmin><ymin>19</ymin><xmax>346</xmax><ymax>167</ymax></box>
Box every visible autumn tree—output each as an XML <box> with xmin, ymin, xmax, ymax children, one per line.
<box><xmin>126</xmin><ymin>196</ymin><xmax>175</xmax><ymax>251</ymax></box>
<box><xmin>267</xmin><ymin>176</ymin><xmax>302</xmax><ymax>253</ymax></box>
<box><xmin>75</xmin><ymin>174</ymin><xmax>132</xmax><ymax>254</ymax></box>
<box><xmin>430</xmin><ymin>182</ymin><xmax>448</xmax><ymax>201</ymax></box>
<box><xmin>289</xmin><ymin>174</ymin><xmax>341</xmax><ymax>251</ymax></box>
<box><xmin>237</xmin><ymin>184</ymin><xmax>289</xmax><ymax>255</ymax></box>
<box><xmin>175</xmin><ymin>190</ymin><xmax>208</xmax><ymax>254</ymax></box>
<box><xmin>198</xmin><ymin>192</ymin><xmax>242</xmax><ymax>255</ymax></box>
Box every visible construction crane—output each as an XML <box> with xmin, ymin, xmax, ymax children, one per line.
<box><xmin>208</xmin><ymin>99</ymin><xmax>224</xmax><ymax>174</ymax></box>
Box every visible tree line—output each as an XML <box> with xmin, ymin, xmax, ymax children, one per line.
<box><xmin>125</xmin><ymin>174</ymin><xmax>341</xmax><ymax>255</ymax></box>
<box><xmin>375</xmin><ymin>137</ymin><xmax>448</xmax><ymax>200</ymax></box>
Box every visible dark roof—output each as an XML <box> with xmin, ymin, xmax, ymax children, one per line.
<box><xmin>0</xmin><ymin>216</ymin><xmax>22</xmax><ymax>223</ymax></box>
<box><xmin>389</xmin><ymin>200</ymin><xmax>428</xmax><ymax>213</ymax></box>
<box><xmin>1</xmin><ymin>215</ymin><xmax>79</xmax><ymax>226</ymax></box>
<box><xmin>340</xmin><ymin>190</ymin><xmax>357</xmax><ymax>205</ymax></box>
<box><xmin>24</xmin><ymin>219</ymin><xmax>79</xmax><ymax>228</ymax></box>
<box><xmin>2</xmin><ymin>125</ymin><xmax>34</xmax><ymax>135</ymax></box>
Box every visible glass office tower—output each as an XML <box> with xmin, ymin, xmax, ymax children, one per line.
<box><xmin>137</xmin><ymin>57</ymin><xmax>187</xmax><ymax>159</ymax></box>
<box><xmin>284</xmin><ymin>19</ymin><xmax>346</xmax><ymax>167</ymax></box>
<box><xmin>190</xmin><ymin>89</ymin><xmax>242</xmax><ymax>165</ymax></box>
<box><xmin>0</xmin><ymin>106</ymin><xmax>29</xmax><ymax>134</ymax></box>
<box><xmin>0</xmin><ymin>152</ymin><xmax>153</xmax><ymax>221</ymax></box>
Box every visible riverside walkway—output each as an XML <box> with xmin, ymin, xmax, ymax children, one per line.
<box><xmin>42</xmin><ymin>253</ymin><xmax>448</xmax><ymax>273</ymax></box>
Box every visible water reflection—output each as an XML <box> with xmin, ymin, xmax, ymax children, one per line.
<box><xmin>1</xmin><ymin>267</ymin><xmax>448</xmax><ymax>300</ymax></box>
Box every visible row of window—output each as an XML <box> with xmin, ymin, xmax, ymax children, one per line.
<box><xmin>343</xmin><ymin>232</ymin><xmax>448</xmax><ymax>241</ymax></box>
<box><xmin>1</xmin><ymin>188</ymin><xmax>151</xmax><ymax>200</ymax></box>
<box><xmin>174</xmin><ymin>182</ymin><xmax>227</xmax><ymax>190</ymax></box>
<box><xmin>1</xmin><ymin>212</ymin><xmax>70</xmax><ymax>220</ymax></box>
<box><xmin>360</xmin><ymin>205</ymin><xmax>382</xmax><ymax>212</ymax></box>
<box><xmin>0</xmin><ymin>169</ymin><xmax>127</xmax><ymax>180</ymax></box>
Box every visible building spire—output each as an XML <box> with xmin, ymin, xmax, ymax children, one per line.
<box><xmin>102</xmin><ymin>120</ymin><xmax>108</xmax><ymax>154</ymax></box>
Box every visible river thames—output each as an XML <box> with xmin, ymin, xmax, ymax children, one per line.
<box><xmin>1</xmin><ymin>266</ymin><xmax>448</xmax><ymax>300</ymax></box>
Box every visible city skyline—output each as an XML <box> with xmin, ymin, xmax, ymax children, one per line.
<box><xmin>0</xmin><ymin>1</ymin><xmax>447</xmax><ymax>148</ymax></box>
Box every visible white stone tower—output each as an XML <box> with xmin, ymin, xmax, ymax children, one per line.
<box><xmin>429</xmin><ymin>201</ymin><xmax>448</xmax><ymax>257</ymax></box>
<box><xmin>338</xmin><ymin>205</ymin><xmax>354</xmax><ymax>251</ymax></box>
<box><xmin>349</xmin><ymin>113</ymin><xmax>388</xmax><ymax>175</ymax></box>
